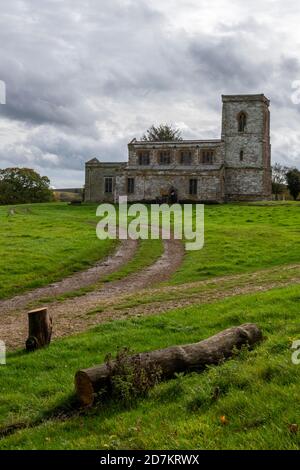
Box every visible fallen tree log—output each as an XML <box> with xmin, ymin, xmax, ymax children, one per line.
<box><xmin>75</xmin><ymin>323</ymin><xmax>262</xmax><ymax>406</ymax></box>
<box><xmin>25</xmin><ymin>307</ymin><xmax>52</xmax><ymax>351</ymax></box>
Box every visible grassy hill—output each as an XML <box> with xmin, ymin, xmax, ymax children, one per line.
<box><xmin>0</xmin><ymin>201</ymin><xmax>299</xmax><ymax>449</ymax></box>
<box><xmin>1</xmin><ymin>201</ymin><xmax>300</xmax><ymax>299</ymax></box>
<box><xmin>171</xmin><ymin>202</ymin><xmax>300</xmax><ymax>283</ymax></box>
<box><xmin>0</xmin><ymin>203</ymin><xmax>115</xmax><ymax>299</ymax></box>
<box><xmin>0</xmin><ymin>284</ymin><xmax>299</xmax><ymax>449</ymax></box>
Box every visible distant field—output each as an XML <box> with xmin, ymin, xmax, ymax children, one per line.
<box><xmin>0</xmin><ymin>201</ymin><xmax>300</xmax><ymax>299</ymax></box>
<box><xmin>171</xmin><ymin>202</ymin><xmax>300</xmax><ymax>284</ymax></box>
<box><xmin>1</xmin><ymin>284</ymin><xmax>299</xmax><ymax>450</ymax></box>
<box><xmin>0</xmin><ymin>203</ymin><xmax>115</xmax><ymax>299</ymax></box>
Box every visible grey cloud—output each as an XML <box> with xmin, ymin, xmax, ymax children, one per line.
<box><xmin>189</xmin><ymin>35</ymin><xmax>269</xmax><ymax>92</ymax></box>
<box><xmin>0</xmin><ymin>0</ymin><xmax>299</xmax><ymax>187</ymax></box>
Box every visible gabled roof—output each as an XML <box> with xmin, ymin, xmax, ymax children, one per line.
<box><xmin>86</xmin><ymin>157</ymin><xmax>100</xmax><ymax>164</ymax></box>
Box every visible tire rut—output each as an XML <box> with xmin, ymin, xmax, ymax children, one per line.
<box><xmin>1</xmin><ymin>238</ymin><xmax>185</xmax><ymax>349</ymax></box>
<box><xmin>0</xmin><ymin>239</ymin><xmax>138</xmax><ymax>312</ymax></box>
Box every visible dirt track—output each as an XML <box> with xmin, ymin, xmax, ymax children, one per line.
<box><xmin>2</xmin><ymin>234</ymin><xmax>300</xmax><ymax>351</ymax></box>
<box><xmin>0</xmin><ymin>239</ymin><xmax>138</xmax><ymax>312</ymax></box>
<box><xmin>0</xmin><ymin>238</ymin><xmax>184</xmax><ymax>349</ymax></box>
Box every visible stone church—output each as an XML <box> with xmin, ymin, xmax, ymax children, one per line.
<box><xmin>85</xmin><ymin>94</ymin><xmax>271</xmax><ymax>203</ymax></box>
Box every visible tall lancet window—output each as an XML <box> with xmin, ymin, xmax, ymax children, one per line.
<box><xmin>238</xmin><ymin>112</ymin><xmax>247</xmax><ymax>132</ymax></box>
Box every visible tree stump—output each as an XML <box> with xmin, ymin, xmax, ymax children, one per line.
<box><xmin>75</xmin><ymin>323</ymin><xmax>262</xmax><ymax>406</ymax></box>
<box><xmin>25</xmin><ymin>308</ymin><xmax>52</xmax><ymax>352</ymax></box>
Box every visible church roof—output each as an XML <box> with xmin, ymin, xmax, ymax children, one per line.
<box><xmin>222</xmin><ymin>94</ymin><xmax>270</xmax><ymax>105</ymax></box>
<box><xmin>130</xmin><ymin>139</ymin><xmax>222</xmax><ymax>145</ymax></box>
<box><xmin>86</xmin><ymin>157</ymin><xmax>100</xmax><ymax>164</ymax></box>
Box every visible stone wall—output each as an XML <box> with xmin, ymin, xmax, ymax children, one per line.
<box><xmin>128</xmin><ymin>140</ymin><xmax>223</xmax><ymax>167</ymax></box>
<box><xmin>222</xmin><ymin>94</ymin><xmax>271</xmax><ymax>200</ymax></box>
<box><xmin>224</xmin><ymin>168</ymin><xmax>265</xmax><ymax>201</ymax></box>
<box><xmin>85</xmin><ymin>161</ymin><xmax>126</xmax><ymax>202</ymax></box>
<box><xmin>116</xmin><ymin>168</ymin><xmax>224</xmax><ymax>203</ymax></box>
<box><xmin>84</xmin><ymin>94</ymin><xmax>272</xmax><ymax>203</ymax></box>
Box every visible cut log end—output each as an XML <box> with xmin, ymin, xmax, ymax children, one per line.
<box><xmin>75</xmin><ymin>371</ymin><xmax>95</xmax><ymax>406</ymax></box>
<box><xmin>238</xmin><ymin>323</ymin><xmax>263</xmax><ymax>345</ymax></box>
<box><xmin>26</xmin><ymin>307</ymin><xmax>52</xmax><ymax>352</ymax></box>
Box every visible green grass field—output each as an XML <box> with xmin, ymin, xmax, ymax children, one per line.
<box><xmin>0</xmin><ymin>203</ymin><xmax>165</xmax><ymax>300</ymax></box>
<box><xmin>171</xmin><ymin>202</ymin><xmax>300</xmax><ymax>283</ymax></box>
<box><xmin>0</xmin><ymin>201</ymin><xmax>299</xmax><ymax>450</ymax></box>
<box><xmin>0</xmin><ymin>203</ymin><xmax>116</xmax><ymax>299</ymax></box>
<box><xmin>1</xmin><ymin>202</ymin><xmax>300</xmax><ymax>299</ymax></box>
<box><xmin>1</xmin><ymin>285</ymin><xmax>299</xmax><ymax>450</ymax></box>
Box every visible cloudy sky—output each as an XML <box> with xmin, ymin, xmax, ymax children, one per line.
<box><xmin>0</xmin><ymin>0</ymin><xmax>300</xmax><ymax>187</ymax></box>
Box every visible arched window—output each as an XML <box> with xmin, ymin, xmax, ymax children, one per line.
<box><xmin>240</xmin><ymin>150</ymin><xmax>244</xmax><ymax>162</ymax></box>
<box><xmin>238</xmin><ymin>112</ymin><xmax>247</xmax><ymax>132</ymax></box>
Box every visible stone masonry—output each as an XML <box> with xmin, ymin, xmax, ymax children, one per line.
<box><xmin>85</xmin><ymin>94</ymin><xmax>272</xmax><ymax>203</ymax></box>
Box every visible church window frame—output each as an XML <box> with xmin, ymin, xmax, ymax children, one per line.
<box><xmin>138</xmin><ymin>151</ymin><xmax>150</xmax><ymax>165</ymax></box>
<box><xmin>159</xmin><ymin>150</ymin><xmax>171</xmax><ymax>165</ymax></box>
<box><xmin>104</xmin><ymin>176</ymin><xmax>113</xmax><ymax>194</ymax></box>
<box><xmin>189</xmin><ymin>178</ymin><xmax>198</xmax><ymax>195</ymax></box>
<box><xmin>237</xmin><ymin>111</ymin><xmax>247</xmax><ymax>133</ymax></box>
<box><xmin>180</xmin><ymin>150</ymin><xmax>192</xmax><ymax>165</ymax></box>
<box><xmin>127</xmin><ymin>177</ymin><xmax>135</xmax><ymax>194</ymax></box>
<box><xmin>201</xmin><ymin>149</ymin><xmax>214</xmax><ymax>164</ymax></box>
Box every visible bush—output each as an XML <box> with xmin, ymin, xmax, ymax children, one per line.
<box><xmin>286</xmin><ymin>168</ymin><xmax>300</xmax><ymax>201</ymax></box>
<box><xmin>105</xmin><ymin>348</ymin><xmax>162</xmax><ymax>407</ymax></box>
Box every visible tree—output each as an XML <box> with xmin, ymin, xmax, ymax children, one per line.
<box><xmin>286</xmin><ymin>168</ymin><xmax>300</xmax><ymax>201</ymax></box>
<box><xmin>141</xmin><ymin>124</ymin><xmax>182</xmax><ymax>142</ymax></box>
<box><xmin>0</xmin><ymin>167</ymin><xmax>53</xmax><ymax>205</ymax></box>
<box><xmin>272</xmin><ymin>163</ymin><xmax>288</xmax><ymax>200</ymax></box>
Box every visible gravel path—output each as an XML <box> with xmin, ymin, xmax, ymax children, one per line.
<box><xmin>0</xmin><ymin>239</ymin><xmax>138</xmax><ymax>312</ymax></box>
<box><xmin>1</xmin><ymin>238</ymin><xmax>184</xmax><ymax>349</ymax></box>
<box><xmin>3</xmin><ymin>241</ymin><xmax>299</xmax><ymax>352</ymax></box>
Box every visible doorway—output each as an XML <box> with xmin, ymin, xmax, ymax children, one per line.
<box><xmin>168</xmin><ymin>186</ymin><xmax>178</xmax><ymax>204</ymax></box>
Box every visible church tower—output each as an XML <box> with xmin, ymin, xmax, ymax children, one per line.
<box><xmin>221</xmin><ymin>94</ymin><xmax>271</xmax><ymax>201</ymax></box>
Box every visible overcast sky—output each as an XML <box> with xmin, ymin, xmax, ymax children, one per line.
<box><xmin>0</xmin><ymin>0</ymin><xmax>300</xmax><ymax>187</ymax></box>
